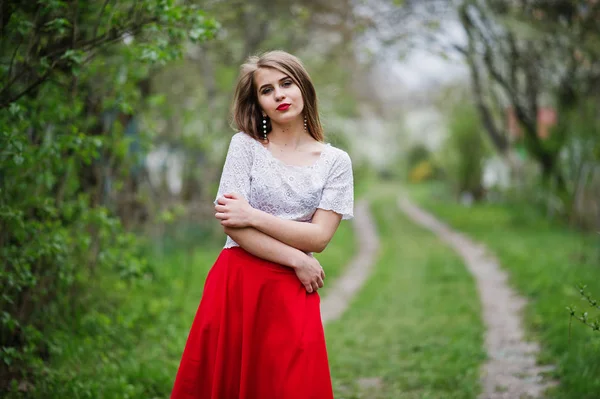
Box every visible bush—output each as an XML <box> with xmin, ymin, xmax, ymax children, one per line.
<box><xmin>555</xmin><ymin>100</ymin><xmax>600</xmax><ymax>231</ymax></box>
<box><xmin>0</xmin><ymin>1</ymin><xmax>217</xmax><ymax>395</ymax></box>
<box><xmin>405</xmin><ymin>144</ymin><xmax>439</xmax><ymax>183</ymax></box>
<box><xmin>406</xmin><ymin>143</ymin><xmax>431</xmax><ymax>171</ymax></box>
<box><xmin>436</xmin><ymin>102</ymin><xmax>491</xmax><ymax>201</ymax></box>
<box><xmin>409</xmin><ymin>160</ymin><xmax>435</xmax><ymax>183</ymax></box>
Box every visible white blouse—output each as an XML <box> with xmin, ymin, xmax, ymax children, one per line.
<box><xmin>214</xmin><ymin>132</ymin><xmax>354</xmax><ymax>249</ymax></box>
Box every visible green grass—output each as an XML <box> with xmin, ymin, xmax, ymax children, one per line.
<box><xmin>26</xmin><ymin>219</ymin><xmax>355</xmax><ymax>398</ymax></box>
<box><xmin>326</xmin><ymin>183</ymin><xmax>485</xmax><ymax>399</ymax></box>
<box><xmin>32</xmin><ymin>242</ymin><xmax>221</xmax><ymax>399</ymax></box>
<box><xmin>316</xmin><ymin>218</ymin><xmax>355</xmax><ymax>296</ymax></box>
<box><xmin>407</xmin><ymin>182</ymin><xmax>600</xmax><ymax>399</ymax></box>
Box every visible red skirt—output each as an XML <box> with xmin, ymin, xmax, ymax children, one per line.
<box><xmin>170</xmin><ymin>247</ymin><xmax>334</xmax><ymax>399</ymax></box>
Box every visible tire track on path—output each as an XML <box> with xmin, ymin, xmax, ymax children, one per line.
<box><xmin>320</xmin><ymin>199</ymin><xmax>379</xmax><ymax>324</ymax></box>
<box><xmin>398</xmin><ymin>196</ymin><xmax>556</xmax><ymax>399</ymax></box>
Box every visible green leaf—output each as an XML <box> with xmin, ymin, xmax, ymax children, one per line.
<box><xmin>141</xmin><ymin>48</ymin><xmax>159</xmax><ymax>63</ymax></box>
<box><xmin>9</xmin><ymin>103</ymin><xmax>23</xmax><ymax>117</ymax></box>
<box><xmin>61</xmin><ymin>49</ymin><xmax>85</xmax><ymax>65</ymax></box>
<box><xmin>44</xmin><ymin>18</ymin><xmax>72</xmax><ymax>35</ymax></box>
<box><xmin>16</xmin><ymin>19</ymin><xmax>35</xmax><ymax>35</ymax></box>
<box><xmin>189</xmin><ymin>27</ymin><xmax>206</xmax><ymax>41</ymax></box>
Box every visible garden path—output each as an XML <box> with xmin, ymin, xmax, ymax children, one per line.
<box><xmin>398</xmin><ymin>196</ymin><xmax>557</xmax><ymax>399</ymax></box>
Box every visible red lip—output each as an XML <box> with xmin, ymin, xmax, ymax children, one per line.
<box><xmin>276</xmin><ymin>103</ymin><xmax>291</xmax><ymax>111</ymax></box>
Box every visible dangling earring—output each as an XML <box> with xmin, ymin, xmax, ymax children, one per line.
<box><xmin>262</xmin><ymin>116</ymin><xmax>267</xmax><ymax>140</ymax></box>
<box><xmin>303</xmin><ymin>115</ymin><xmax>307</xmax><ymax>132</ymax></box>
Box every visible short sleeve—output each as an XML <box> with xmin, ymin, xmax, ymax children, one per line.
<box><xmin>213</xmin><ymin>132</ymin><xmax>254</xmax><ymax>205</ymax></box>
<box><xmin>317</xmin><ymin>150</ymin><xmax>354</xmax><ymax>219</ymax></box>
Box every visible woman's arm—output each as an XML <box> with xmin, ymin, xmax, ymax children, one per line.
<box><xmin>224</xmin><ymin>226</ymin><xmax>325</xmax><ymax>293</ymax></box>
<box><xmin>216</xmin><ymin>149</ymin><xmax>353</xmax><ymax>253</ymax></box>
<box><xmin>224</xmin><ymin>225</ymin><xmax>307</xmax><ymax>269</ymax></box>
<box><xmin>211</xmin><ymin>134</ymin><xmax>324</xmax><ymax>292</ymax></box>
<box><xmin>216</xmin><ymin>193</ymin><xmax>341</xmax><ymax>253</ymax></box>
<box><xmin>250</xmin><ymin>207</ymin><xmax>341</xmax><ymax>253</ymax></box>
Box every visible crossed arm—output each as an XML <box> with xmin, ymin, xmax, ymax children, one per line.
<box><xmin>214</xmin><ymin>193</ymin><xmax>343</xmax><ymax>292</ymax></box>
<box><xmin>215</xmin><ymin>192</ymin><xmax>342</xmax><ymax>254</ymax></box>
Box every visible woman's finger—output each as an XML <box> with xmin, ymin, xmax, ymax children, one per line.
<box><xmin>320</xmin><ymin>269</ymin><xmax>325</xmax><ymax>280</ymax></box>
<box><xmin>305</xmin><ymin>284</ymin><xmax>313</xmax><ymax>293</ymax></box>
<box><xmin>317</xmin><ymin>276</ymin><xmax>324</xmax><ymax>288</ymax></box>
<box><xmin>215</xmin><ymin>212</ymin><xmax>227</xmax><ymax>220</ymax></box>
<box><xmin>311</xmin><ymin>282</ymin><xmax>319</xmax><ymax>292</ymax></box>
<box><xmin>214</xmin><ymin>205</ymin><xmax>227</xmax><ymax>212</ymax></box>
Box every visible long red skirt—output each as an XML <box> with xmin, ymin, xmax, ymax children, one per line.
<box><xmin>170</xmin><ymin>247</ymin><xmax>334</xmax><ymax>399</ymax></box>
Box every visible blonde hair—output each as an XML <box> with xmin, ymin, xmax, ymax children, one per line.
<box><xmin>231</xmin><ymin>50</ymin><xmax>324</xmax><ymax>142</ymax></box>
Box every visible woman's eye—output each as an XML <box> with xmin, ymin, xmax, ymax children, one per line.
<box><xmin>261</xmin><ymin>88</ymin><xmax>272</xmax><ymax>94</ymax></box>
<box><xmin>282</xmin><ymin>81</ymin><xmax>292</xmax><ymax>87</ymax></box>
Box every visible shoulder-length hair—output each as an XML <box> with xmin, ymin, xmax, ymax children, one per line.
<box><xmin>231</xmin><ymin>50</ymin><xmax>324</xmax><ymax>142</ymax></box>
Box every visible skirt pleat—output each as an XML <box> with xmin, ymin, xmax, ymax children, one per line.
<box><xmin>170</xmin><ymin>247</ymin><xmax>334</xmax><ymax>399</ymax></box>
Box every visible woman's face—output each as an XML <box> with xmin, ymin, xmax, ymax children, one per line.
<box><xmin>254</xmin><ymin>67</ymin><xmax>304</xmax><ymax>126</ymax></box>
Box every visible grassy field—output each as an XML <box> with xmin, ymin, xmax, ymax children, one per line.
<box><xmin>407</xmin><ymin>182</ymin><xmax>600</xmax><ymax>399</ymax></box>
<box><xmin>326</xmin><ymin>183</ymin><xmax>485</xmax><ymax>399</ymax></box>
<box><xmin>30</xmin><ymin>220</ymin><xmax>355</xmax><ymax>398</ymax></box>
<box><xmin>24</xmin><ymin>180</ymin><xmax>505</xmax><ymax>399</ymax></box>
<box><xmin>316</xmin><ymin>217</ymin><xmax>356</xmax><ymax>296</ymax></box>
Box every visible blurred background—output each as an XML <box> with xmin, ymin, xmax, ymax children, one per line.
<box><xmin>1</xmin><ymin>0</ymin><xmax>599</xmax><ymax>398</ymax></box>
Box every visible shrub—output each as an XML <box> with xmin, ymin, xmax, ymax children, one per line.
<box><xmin>0</xmin><ymin>1</ymin><xmax>217</xmax><ymax>395</ymax></box>
<box><xmin>436</xmin><ymin>102</ymin><xmax>491</xmax><ymax>201</ymax></box>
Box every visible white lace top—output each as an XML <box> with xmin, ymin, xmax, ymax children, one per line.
<box><xmin>214</xmin><ymin>132</ymin><xmax>354</xmax><ymax>249</ymax></box>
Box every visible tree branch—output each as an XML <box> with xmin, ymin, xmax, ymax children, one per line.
<box><xmin>92</xmin><ymin>0</ymin><xmax>112</xmax><ymax>40</ymax></box>
<box><xmin>0</xmin><ymin>17</ymin><xmax>157</xmax><ymax>109</ymax></box>
<box><xmin>0</xmin><ymin>66</ymin><xmax>55</xmax><ymax>109</ymax></box>
<box><xmin>459</xmin><ymin>4</ymin><xmax>508</xmax><ymax>153</ymax></box>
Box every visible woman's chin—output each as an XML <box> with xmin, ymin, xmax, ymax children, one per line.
<box><xmin>272</xmin><ymin>114</ymin><xmax>302</xmax><ymax>126</ymax></box>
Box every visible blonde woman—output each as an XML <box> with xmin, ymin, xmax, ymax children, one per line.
<box><xmin>171</xmin><ymin>50</ymin><xmax>354</xmax><ymax>399</ymax></box>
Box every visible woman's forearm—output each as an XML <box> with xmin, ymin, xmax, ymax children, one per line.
<box><xmin>249</xmin><ymin>209</ymin><xmax>338</xmax><ymax>253</ymax></box>
<box><xmin>223</xmin><ymin>226</ymin><xmax>309</xmax><ymax>269</ymax></box>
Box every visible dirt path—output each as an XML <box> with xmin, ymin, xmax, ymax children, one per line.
<box><xmin>397</xmin><ymin>196</ymin><xmax>556</xmax><ymax>399</ymax></box>
<box><xmin>320</xmin><ymin>199</ymin><xmax>379</xmax><ymax>324</ymax></box>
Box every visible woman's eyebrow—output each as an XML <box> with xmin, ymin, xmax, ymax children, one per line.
<box><xmin>258</xmin><ymin>76</ymin><xmax>291</xmax><ymax>91</ymax></box>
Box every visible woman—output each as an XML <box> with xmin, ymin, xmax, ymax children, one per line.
<box><xmin>170</xmin><ymin>50</ymin><xmax>354</xmax><ymax>399</ymax></box>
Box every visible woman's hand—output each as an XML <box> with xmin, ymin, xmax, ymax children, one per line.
<box><xmin>215</xmin><ymin>193</ymin><xmax>255</xmax><ymax>228</ymax></box>
<box><xmin>295</xmin><ymin>255</ymin><xmax>325</xmax><ymax>294</ymax></box>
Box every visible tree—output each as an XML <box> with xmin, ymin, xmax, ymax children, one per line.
<box><xmin>0</xmin><ymin>0</ymin><xmax>216</xmax><ymax>393</ymax></box>
<box><xmin>455</xmin><ymin>0</ymin><xmax>600</xmax><ymax>190</ymax></box>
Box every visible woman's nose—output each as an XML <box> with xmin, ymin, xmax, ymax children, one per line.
<box><xmin>274</xmin><ymin>88</ymin><xmax>285</xmax><ymax>101</ymax></box>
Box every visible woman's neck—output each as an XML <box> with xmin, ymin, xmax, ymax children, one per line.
<box><xmin>268</xmin><ymin>122</ymin><xmax>312</xmax><ymax>149</ymax></box>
